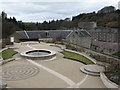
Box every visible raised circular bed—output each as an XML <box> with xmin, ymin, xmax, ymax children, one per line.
<box><xmin>80</xmin><ymin>64</ymin><xmax>105</xmax><ymax>76</ymax></box>
<box><xmin>21</xmin><ymin>49</ymin><xmax>56</xmax><ymax>60</ymax></box>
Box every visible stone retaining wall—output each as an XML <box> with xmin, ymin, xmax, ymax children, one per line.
<box><xmin>0</xmin><ymin>58</ymin><xmax>15</xmax><ymax>65</ymax></box>
<box><xmin>100</xmin><ymin>72</ymin><xmax>119</xmax><ymax>88</ymax></box>
<box><xmin>62</xmin><ymin>41</ymin><xmax>120</xmax><ymax>69</ymax></box>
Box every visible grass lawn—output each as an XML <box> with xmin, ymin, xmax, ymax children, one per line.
<box><xmin>0</xmin><ymin>49</ymin><xmax>17</xmax><ymax>60</ymax></box>
<box><xmin>113</xmin><ymin>52</ymin><xmax>120</xmax><ymax>57</ymax></box>
<box><xmin>62</xmin><ymin>50</ymin><xmax>94</xmax><ymax>64</ymax></box>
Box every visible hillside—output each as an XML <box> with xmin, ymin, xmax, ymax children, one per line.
<box><xmin>1</xmin><ymin>6</ymin><xmax>120</xmax><ymax>35</ymax></box>
<box><xmin>1</xmin><ymin>11</ymin><xmax>22</xmax><ymax>47</ymax></box>
<box><xmin>72</xmin><ymin>6</ymin><xmax>120</xmax><ymax>28</ymax></box>
<box><xmin>22</xmin><ymin>6</ymin><xmax>120</xmax><ymax>30</ymax></box>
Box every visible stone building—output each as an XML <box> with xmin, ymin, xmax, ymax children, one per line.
<box><xmin>64</xmin><ymin>30</ymin><xmax>91</xmax><ymax>49</ymax></box>
<box><xmin>12</xmin><ymin>30</ymin><xmax>91</xmax><ymax>49</ymax></box>
<box><xmin>11</xmin><ymin>30</ymin><xmax>72</xmax><ymax>42</ymax></box>
<box><xmin>97</xmin><ymin>6</ymin><xmax>116</xmax><ymax>14</ymax></box>
<box><xmin>88</xmin><ymin>29</ymin><xmax>119</xmax><ymax>54</ymax></box>
<box><xmin>12</xmin><ymin>28</ymin><xmax>119</xmax><ymax>55</ymax></box>
<box><xmin>78</xmin><ymin>22</ymin><xmax>97</xmax><ymax>29</ymax></box>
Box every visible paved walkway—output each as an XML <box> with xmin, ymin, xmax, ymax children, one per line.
<box><xmin>1</xmin><ymin>42</ymin><xmax>106</xmax><ymax>88</ymax></box>
<box><xmin>26</xmin><ymin>59</ymin><xmax>75</xmax><ymax>86</ymax></box>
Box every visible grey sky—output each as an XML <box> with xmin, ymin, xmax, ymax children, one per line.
<box><xmin>0</xmin><ymin>0</ymin><xmax>119</xmax><ymax>22</ymax></box>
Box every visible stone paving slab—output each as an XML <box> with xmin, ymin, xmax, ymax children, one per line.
<box><xmin>7</xmin><ymin>68</ymin><xmax>68</xmax><ymax>88</ymax></box>
<box><xmin>84</xmin><ymin>64</ymin><xmax>105</xmax><ymax>73</ymax></box>
<box><xmin>80</xmin><ymin>64</ymin><xmax>105</xmax><ymax>76</ymax></box>
<box><xmin>79</xmin><ymin>75</ymin><xmax>106</xmax><ymax>88</ymax></box>
<box><xmin>1</xmin><ymin>58</ymin><xmax>68</xmax><ymax>88</ymax></box>
<box><xmin>0</xmin><ymin>42</ymin><xmax>107</xmax><ymax>88</ymax></box>
<box><xmin>80</xmin><ymin>66</ymin><xmax>100</xmax><ymax>76</ymax></box>
<box><xmin>28</xmin><ymin>43</ymin><xmax>106</xmax><ymax>88</ymax></box>
<box><xmin>38</xmin><ymin>54</ymin><xmax>86</xmax><ymax>83</ymax></box>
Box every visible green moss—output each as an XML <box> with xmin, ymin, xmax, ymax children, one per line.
<box><xmin>112</xmin><ymin>70</ymin><xmax>120</xmax><ymax>74</ymax></box>
<box><xmin>54</xmin><ymin>41</ymin><xmax>64</xmax><ymax>45</ymax></box>
<box><xmin>113</xmin><ymin>52</ymin><xmax>120</xmax><ymax>57</ymax></box>
<box><xmin>65</xmin><ymin>44</ymin><xmax>77</xmax><ymax>50</ymax></box>
<box><xmin>0</xmin><ymin>49</ymin><xmax>17</xmax><ymax>60</ymax></box>
<box><xmin>62</xmin><ymin>50</ymin><xmax>94</xmax><ymax>64</ymax></box>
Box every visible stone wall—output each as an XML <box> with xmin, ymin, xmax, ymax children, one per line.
<box><xmin>100</xmin><ymin>73</ymin><xmax>119</xmax><ymax>88</ymax></box>
<box><xmin>65</xmin><ymin>31</ymin><xmax>91</xmax><ymax>49</ymax></box>
<box><xmin>62</xmin><ymin>41</ymin><xmax>120</xmax><ymax>70</ymax></box>
<box><xmin>91</xmin><ymin>41</ymin><xmax>119</xmax><ymax>54</ymax></box>
<box><xmin>78</xmin><ymin>22</ymin><xmax>97</xmax><ymax>29</ymax></box>
<box><xmin>10</xmin><ymin>32</ymin><xmax>22</xmax><ymax>43</ymax></box>
<box><xmin>89</xmin><ymin>29</ymin><xmax>119</xmax><ymax>55</ymax></box>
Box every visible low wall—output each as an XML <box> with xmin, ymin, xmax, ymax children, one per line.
<box><xmin>62</xmin><ymin>41</ymin><xmax>120</xmax><ymax>67</ymax></box>
<box><xmin>0</xmin><ymin>47</ymin><xmax>8</xmax><ymax>52</ymax></box>
<box><xmin>21</xmin><ymin>41</ymin><xmax>39</xmax><ymax>45</ymax></box>
<box><xmin>0</xmin><ymin>48</ymin><xmax>8</xmax><ymax>61</ymax></box>
<box><xmin>100</xmin><ymin>72</ymin><xmax>119</xmax><ymax>88</ymax></box>
<box><xmin>0</xmin><ymin>58</ymin><xmax>15</xmax><ymax>65</ymax></box>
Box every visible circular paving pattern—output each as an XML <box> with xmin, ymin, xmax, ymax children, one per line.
<box><xmin>80</xmin><ymin>64</ymin><xmax>105</xmax><ymax>76</ymax></box>
<box><xmin>2</xmin><ymin>65</ymin><xmax>39</xmax><ymax>81</ymax></box>
<box><xmin>84</xmin><ymin>64</ymin><xmax>104</xmax><ymax>73</ymax></box>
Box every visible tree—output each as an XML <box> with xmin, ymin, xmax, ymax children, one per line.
<box><xmin>12</xmin><ymin>17</ymin><xmax>17</xmax><ymax>23</ymax></box>
<box><xmin>1</xmin><ymin>11</ymin><xmax>7</xmax><ymax>19</ymax></box>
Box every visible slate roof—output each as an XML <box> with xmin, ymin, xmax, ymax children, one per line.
<box><xmin>88</xmin><ymin>28</ymin><xmax>118</xmax><ymax>34</ymax></box>
<box><xmin>16</xmin><ymin>30</ymin><xmax>91</xmax><ymax>39</ymax></box>
<box><xmin>75</xmin><ymin>30</ymin><xmax>91</xmax><ymax>37</ymax></box>
<box><xmin>16</xmin><ymin>31</ymin><xmax>28</xmax><ymax>39</ymax></box>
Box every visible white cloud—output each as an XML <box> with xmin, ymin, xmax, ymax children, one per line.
<box><xmin>0</xmin><ymin>0</ymin><xmax>119</xmax><ymax>2</ymax></box>
<box><xmin>0</xmin><ymin>1</ymin><xmax>119</xmax><ymax>22</ymax></box>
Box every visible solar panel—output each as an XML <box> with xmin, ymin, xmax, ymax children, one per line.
<box><xmin>16</xmin><ymin>31</ymin><xmax>28</xmax><ymax>39</ymax></box>
<box><xmin>16</xmin><ymin>30</ymin><xmax>91</xmax><ymax>39</ymax></box>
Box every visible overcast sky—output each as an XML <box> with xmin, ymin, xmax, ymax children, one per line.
<box><xmin>0</xmin><ymin>0</ymin><xmax>119</xmax><ymax>22</ymax></box>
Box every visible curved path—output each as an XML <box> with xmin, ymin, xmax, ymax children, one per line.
<box><xmin>26</xmin><ymin>44</ymin><xmax>86</xmax><ymax>87</ymax></box>
<box><xmin>1</xmin><ymin>42</ymin><xmax>106</xmax><ymax>88</ymax></box>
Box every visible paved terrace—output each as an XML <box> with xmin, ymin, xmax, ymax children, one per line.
<box><xmin>1</xmin><ymin>42</ymin><xmax>106</xmax><ymax>88</ymax></box>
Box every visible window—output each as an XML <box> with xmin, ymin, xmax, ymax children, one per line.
<box><xmin>46</xmin><ymin>32</ymin><xmax>49</xmax><ymax>37</ymax></box>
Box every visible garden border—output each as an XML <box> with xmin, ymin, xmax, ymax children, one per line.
<box><xmin>100</xmin><ymin>72</ymin><xmax>119</xmax><ymax>88</ymax></box>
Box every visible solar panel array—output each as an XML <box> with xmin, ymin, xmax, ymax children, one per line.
<box><xmin>16</xmin><ymin>31</ymin><xmax>28</xmax><ymax>39</ymax></box>
<box><xmin>26</xmin><ymin>31</ymin><xmax>47</xmax><ymax>39</ymax></box>
<box><xmin>76</xmin><ymin>30</ymin><xmax>91</xmax><ymax>37</ymax></box>
<box><xmin>48</xmin><ymin>30</ymin><xmax>72</xmax><ymax>38</ymax></box>
<box><xmin>16</xmin><ymin>30</ymin><xmax>91</xmax><ymax>39</ymax></box>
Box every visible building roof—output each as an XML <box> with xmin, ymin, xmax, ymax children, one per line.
<box><xmin>16</xmin><ymin>31</ymin><xmax>28</xmax><ymax>39</ymax></box>
<box><xmin>16</xmin><ymin>30</ymin><xmax>91</xmax><ymax>39</ymax></box>
<box><xmin>88</xmin><ymin>28</ymin><xmax>118</xmax><ymax>34</ymax></box>
<box><xmin>75</xmin><ymin>30</ymin><xmax>91</xmax><ymax>37</ymax></box>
